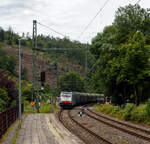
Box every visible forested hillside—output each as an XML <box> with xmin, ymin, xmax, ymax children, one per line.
<box><xmin>0</xmin><ymin>26</ymin><xmax>94</xmax><ymax>111</ymax></box>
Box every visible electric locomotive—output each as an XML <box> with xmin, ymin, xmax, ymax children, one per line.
<box><xmin>59</xmin><ymin>91</ymin><xmax>104</xmax><ymax>108</ymax></box>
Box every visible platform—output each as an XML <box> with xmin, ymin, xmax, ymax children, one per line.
<box><xmin>14</xmin><ymin>114</ymin><xmax>84</xmax><ymax>144</ymax></box>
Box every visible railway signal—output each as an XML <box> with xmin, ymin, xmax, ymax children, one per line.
<box><xmin>41</xmin><ymin>71</ymin><xmax>46</xmax><ymax>86</ymax></box>
<box><xmin>78</xmin><ymin>111</ymin><xmax>84</xmax><ymax>117</ymax></box>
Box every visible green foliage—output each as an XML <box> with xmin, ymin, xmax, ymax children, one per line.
<box><xmin>39</xmin><ymin>103</ymin><xmax>52</xmax><ymax>113</ymax></box>
<box><xmin>23</xmin><ymin>89</ymin><xmax>32</xmax><ymax>101</ymax></box>
<box><xmin>22</xmin><ymin>82</ymin><xmax>32</xmax><ymax>101</ymax></box>
<box><xmin>114</xmin><ymin>4</ymin><xmax>150</xmax><ymax>43</ymax></box>
<box><xmin>94</xmin><ymin>104</ymin><xmax>150</xmax><ymax>125</ymax></box>
<box><xmin>43</xmin><ymin>83</ymin><xmax>52</xmax><ymax>93</ymax></box>
<box><xmin>130</xmin><ymin>104</ymin><xmax>148</xmax><ymax>123</ymax></box>
<box><xmin>57</xmin><ymin>72</ymin><xmax>85</xmax><ymax>92</ymax></box>
<box><xmin>24</xmin><ymin>102</ymin><xmax>58</xmax><ymax>113</ymax></box>
<box><xmin>111</xmin><ymin>106</ymin><xmax>121</xmax><ymax>115</ymax></box>
<box><xmin>0</xmin><ymin>28</ymin><xmax>5</xmax><ymax>42</ymax></box>
<box><xmin>89</xmin><ymin>4</ymin><xmax>150</xmax><ymax>105</ymax></box>
<box><xmin>40</xmin><ymin>93</ymin><xmax>52</xmax><ymax>102</ymax></box>
<box><xmin>123</xmin><ymin>104</ymin><xmax>135</xmax><ymax>121</ymax></box>
<box><xmin>21</xmin><ymin>67</ymin><xmax>28</xmax><ymax>81</ymax></box>
<box><xmin>39</xmin><ymin>103</ymin><xmax>58</xmax><ymax>113</ymax></box>
<box><xmin>10</xmin><ymin>100</ymin><xmax>17</xmax><ymax>107</ymax></box>
<box><xmin>0</xmin><ymin>88</ymin><xmax>9</xmax><ymax>105</ymax></box>
<box><xmin>0</xmin><ymin>49</ymin><xmax>17</xmax><ymax>75</ymax></box>
<box><xmin>0</xmin><ymin>98</ymin><xmax>7</xmax><ymax>112</ymax></box>
<box><xmin>24</xmin><ymin>101</ymin><xmax>37</xmax><ymax>113</ymax></box>
<box><xmin>146</xmin><ymin>99</ymin><xmax>150</xmax><ymax>117</ymax></box>
<box><xmin>95</xmin><ymin>104</ymin><xmax>114</xmax><ymax>114</ymax></box>
<box><xmin>0</xmin><ymin>71</ymin><xmax>18</xmax><ymax>109</ymax></box>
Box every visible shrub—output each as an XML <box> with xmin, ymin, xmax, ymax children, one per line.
<box><xmin>111</xmin><ymin>106</ymin><xmax>121</xmax><ymax>115</ymax></box>
<box><xmin>23</xmin><ymin>89</ymin><xmax>32</xmax><ymax>101</ymax></box>
<box><xmin>24</xmin><ymin>100</ymin><xmax>37</xmax><ymax>113</ymax></box>
<box><xmin>123</xmin><ymin>104</ymin><xmax>135</xmax><ymax>121</ymax></box>
<box><xmin>39</xmin><ymin>103</ymin><xmax>58</xmax><ymax>113</ymax></box>
<box><xmin>146</xmin><ymin>99</ymin><xmax>150</xmax><ymax>117</ymax></box>
<box><xmin>130</xmin><ymin>104</ymin><xmax>148</xmax><ymax>123</ymax></box>
<box><xmin>96</xmin><ymin>104</ymin><xmax>114</xmax><ymax>114</ymax></box>
<box><xmin>0</xmin><ymin>98</ymin><xmax>7</xmax><ymax>112</ymax></box>
<box><xmin>22</xmin><ymin>82</ymin><xmax>32</xmax><ymax>101</ymax></box>
<box><xmin>10</xmin><ymin>100</ymin><xmax>17</xmax><ymax>107</ymax></box>
<box><xmin>0</xmin><ymin>70</ymin><xmax>18</xmax><ymax>106</ymax></box>
<box><xmin>0</xmin><ymin>88</ymin><xmax>9</xmax><ymax>105</ymax></box>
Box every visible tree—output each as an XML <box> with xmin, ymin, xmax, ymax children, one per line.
<box><xmin>114</xmin><ymin>4</ymin><xmax>150</xmax><ymax>44</ymax></box>
<box><xmin>0</xmin><ymin>49</ymin><xmax>17</xmax><ymax>75</ymax></box>
<box><xmin>0</xmin><ymin>88</ymin><xmax>9</xmax><ymax>111</ymax></box>
<box><xmin>0</xmin><ymin>28</ymin><xmax>5</xmax><ymax>42</ymax></box>
<box><xmin>89</xmin><ymin>4</ymin><xmax>150</xmax><ymax>105</ymax></box>
<box><xmin>116</xmin><ymin>32</ymin><xmax>150</xmax><ymax>105</ymax></box>
<box><xmin>0</xmin><ymin>70</ymin><xmax>18</xmax><ymax>106</ymax></box>
<box><xmin>57</xmin><ymin>72</ymin><xmax>85</xmax><ymax>92</ymax></box>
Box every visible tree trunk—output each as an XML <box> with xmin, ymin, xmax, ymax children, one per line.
<box><xmin>123</xmin><ymin>84</ymin><xmax>126</xmax><ymax>103</ymax></box>
<box><xmin>134</xmin><ymin>85</ymin><xmax>139</xmax><ymax>106</ymax></box>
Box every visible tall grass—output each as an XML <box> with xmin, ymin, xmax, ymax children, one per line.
<box><xmin>24</xmin><ymin>101</ymin><xmax>58</xmax><ymax>113</ymax></box>
<box><xmin>94</xmin><ymin>102</ymin><xmax>150</xmax><ymax>125</ymax></box>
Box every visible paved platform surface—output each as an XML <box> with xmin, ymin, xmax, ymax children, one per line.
<box><xmin>16</xmin><ymin>114</ymin><xmax>84</xmax><ymax>144</ymax></box>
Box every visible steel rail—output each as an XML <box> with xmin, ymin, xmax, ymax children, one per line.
<box><xmin>83</xmin><ymin>109</ymin><xmax>150</xmax><ymax>142</ymax></box>
<box><xmin>68</xmin><ymin>110</ymin><xmax>112</xmax><ymax>144</ymax></box>
<box><xmin>88</xmin><ymin>109</ymin><xmax>150</xmax><ymax>135</ymax></box>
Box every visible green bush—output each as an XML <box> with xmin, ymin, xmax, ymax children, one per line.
<box><xmin>146</xmin><ymin>99</ymin><xmax>150</xmax><ymax>117</ymax></box>
<box><xmin>94</xmin><ymin>103</ymin><xmax>150</xmax><ymax>125</ymax></box>
<box><xmin>24</xmin><ymin>100</ymin><xmax>37</xmax><ymax>113</ymax></box>
<box><xmin>130</xmin><ymin>104</ymin><xmax>148</xmax><ymax>123</ymax></box>
<box><xmin>0</xmin><ymin>88</ymin><xmax>9</xmax><ymax>105</ymax></box>
<box><xmin>22</xmin><ymin>82</ymin><xmax>32</xmax><ymax>101</ymax></box>
<box><xmin>39</xmin><ymin>103</ymin><xmax>58</xmax><ymax>113</ymax></box>
<box><xmin>10</xmin><ymin>100</ymin><xmax>17</xmax><ymax>107</ymax></box>
<box><xmin>23</xmin><ymin>89</ymin><xmax>32</xmax><ymax>101</ymax></box>
<box><xmin>0</xmin><ymin>98</ymin><xmax>6</xmax><ymax>112</ymax></box>
<box><xmin>110</xmin><ymin>106</ymin><xmax>121</xmax><ymax>115</ymax></box>
<box><xmin>123</xmin><ymin>104</ymin><xmax>135</xmax><ymax>121</ymax></box>
<box><xmin>96</xmin><ymin>104</ymin><xmax>114</xmax><ymax>114</ymax></box>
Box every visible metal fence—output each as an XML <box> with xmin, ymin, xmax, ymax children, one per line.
<box><xmin>0</xmin><ymin>104</ymin><xmax>24</xmax><ymax>138</ymax></box>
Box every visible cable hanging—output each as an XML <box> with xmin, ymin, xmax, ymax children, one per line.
<box><xmin>77</xmin><ymin>0</ymin><xmax>110</xmax><ymax>39</ymax></box>
<box><xmin>37</xmin><ymin>21</ymin><xmax>66</xmax><ymax>37</ymax></box>
<box><xmin>136</xmin><ymin>0</ymin><xmax>141</xmax><ymax>4</ymax></box>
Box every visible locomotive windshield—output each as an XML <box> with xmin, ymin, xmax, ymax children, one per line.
<box><xmin>60</xmin><ymin>92</ymin><xmax>72</xmax><ymax>98</ymax></box>
<box><xmin>61</xmin><ymin>94</ymin><xmax>71</xmax><ymax>97</ymax></box>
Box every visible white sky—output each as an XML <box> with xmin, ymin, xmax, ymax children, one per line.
<box><xmin>0</xmin><ymin>0</ymin><xmax>149</xmax><ymax>43</ymax></box>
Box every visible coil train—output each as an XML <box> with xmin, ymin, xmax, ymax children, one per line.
<box><xmin>59</xmin><ymin>91</ymin><xmax>104</xmax><ymax>108</ymax></box>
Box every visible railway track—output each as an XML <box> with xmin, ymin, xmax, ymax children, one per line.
<box><xmin>58</xmin><ymin>108</ymin><xmax>112</xmax><ymax>144</ymax></box>
<box><xmin>82</xmin><ymin>108</ymin><xmax>150</xmax><ymax>143</ymax></box>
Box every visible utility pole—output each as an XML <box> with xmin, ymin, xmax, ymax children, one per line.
<box><xmin>32</xmin><ymin>20</ymin><xmax>40</xmax><ymax>112</ymax></box>
<box><xmin>18</xmin><ymin>37</ymin><xmax>27</xmax><ymax>120</ymax></box>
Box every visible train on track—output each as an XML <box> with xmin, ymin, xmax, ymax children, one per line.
<box><xmin>59</xmin><ymin>91</ymin><xmax>104</xmax><ymax>108</ymax></box>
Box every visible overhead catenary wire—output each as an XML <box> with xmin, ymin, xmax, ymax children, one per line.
<box><xmin>37</xmin><ymin>21</ymin><xmax>66</xmax><ymax>37</ymax></box>
<box><xmin>136</xmin><ymin>0</ymin><xmax>141</xmax><ymax>4</ymax></box>
<box><xmin>77</xmin><ymin>0</ymin><xmax>110</xmax><ymax>39</ymax></box>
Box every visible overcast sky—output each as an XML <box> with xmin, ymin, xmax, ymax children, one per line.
<box><xmin>0</xmin><ymin>0</ymin><xmax>149</xmax><ymax>43</ymax></box>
